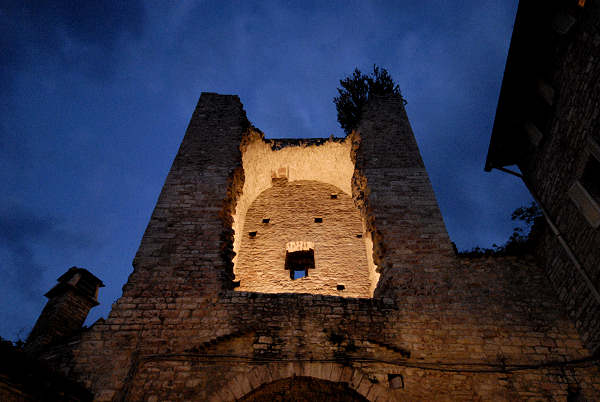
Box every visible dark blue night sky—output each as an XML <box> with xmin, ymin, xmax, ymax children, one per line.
<box><xmin>1</xmin><ymin>1</ymin><xmax>531</xmax><ymax>341</ymax></box>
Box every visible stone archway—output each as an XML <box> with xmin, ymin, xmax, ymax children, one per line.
<box><xmin>208</xmin><ymin>362</ymin><xmax>392</xmax><ymax>402</ymax></box>
<box><xmin>238</xmin><ymin>376</ymin><xmax>367</xmax><ymax>401</ymax></box>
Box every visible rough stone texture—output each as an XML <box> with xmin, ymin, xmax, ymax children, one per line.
<box><xmin>26</xmin><ymin>267</ymin><xmax>102</xmax><ymax>356</ymax></box>
<box><xmin>130</xmin><ymin>92</ymin><xmax>249</xmax><ymax>292</ymax></box>
<box><xmin>49</xmin><ymin>255</ymin><xmax>600</xmax><ymax>401</ymax></box>
<box><xmin>353</xmin><ymin>96</ymin><xmax>456</xmax><ymax>298</ymax></box>
<box><xmin>0</xmin><ymin>338</ymin><xmax>93</xmax><ymax>401</ymax></box>
<box><xmin>236</xmin><ymin>179</ymin><xmax>372</xmax><ymax>297</ymax></box>
<box><xmin>238</xmin><ymin>376</ymin><xmax>368</xmax><ymax>401</ymax></box>
<box><xmin>26</xmin><ymin>290</ymin><xmax>96</xmax><ymax>354</ymax></box>
<box><xmin>518</xmin><ymin>1</ymin><xmax>600</xmax><ymax>354</ymax></box>
<box><xmin>231</xmin><ymin>131</ymin><xmax>374</xmax><ymax>290</ymax></box>
<box><xmin>33</xmin><ymin>93</ymin><xmax>599</xmax><ymax>401</ymax></box>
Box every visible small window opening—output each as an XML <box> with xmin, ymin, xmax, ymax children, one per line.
<box><xmin>388</xmin><ymin>374</ymin><xmax>404</xmax><ymax>389</ymax></box>
<box><xmin>581</xmin><ymin>155</ymin><xmax>600</xmax><ymax>203</ymax></box>
<box><xmin>314</xmin><ymin>217</ymin><xmax>323</xmax><ymax>223</ymax></box>
<box><xmin>285</xmin><ymin>249</ymin><xmax>315</xmax><ymax>280</ymax></box>
<box><xmin>330</xmin><ymin>194</ymin><xmax>337</xmax><ymax>199</ymax></box>
<box><xmin>567</xmin><ymin>385</ymin><xmax>582</xmax><ymax>402</ymax></box>
<box><xmin>292</xmin><ymin>270</ymin><xmax>307</xmax><ymax>279</ymax></box>
<box><xmin>248</xmin><ymin>231</ymin><xmax>257</xmax><ymax>238</ymax></box>
<box><xmin>76</xmin><ymin>277</ymin><xmax>97</xmax><ymax>297</ymax></box>
<box><xmin>356</xmin><ymin>234</ymin><xmax>363</xmax><ymax>238</ymax></box>
<box><xmin>336</xmin><ymin>284</ymin><xmax>345</xmax><ymax>291</ymax></box>
<box><xmin>262</xmin><ymin>218</ymin><xmax>270</xmax><ymax>224</ymax></box>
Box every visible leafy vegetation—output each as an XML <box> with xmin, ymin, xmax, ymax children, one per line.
<box><xmin>458</xmin><ymin>202</ymin><xmax>543</xmax><ymax>257</ymax></box>
<box><xmin>334</xmin><ymin>65</ymin><xmax>405</xmax><ymax>134</ymax></box>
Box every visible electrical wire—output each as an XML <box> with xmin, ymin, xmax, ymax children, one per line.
<box><xmin>136</xmin><ymin>352</ymin><xmax>599</xmax><ymax>374</ymax></box>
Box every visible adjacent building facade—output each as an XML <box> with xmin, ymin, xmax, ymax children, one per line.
<box><xmin>485</xmin><ymin>0</ymin><xmax>600</xmax><ymax>355</ymax></box>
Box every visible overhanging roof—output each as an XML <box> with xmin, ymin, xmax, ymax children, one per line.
<box><xmin>485</xmin><ymin>0</ymin><xmax>582</xmax><ymax>171</ymax></box>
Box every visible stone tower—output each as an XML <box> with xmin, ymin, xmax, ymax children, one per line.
<box><xmin>25</xmin><ymin>267</ymin><xmax>103</xmax><ymax>354</ymax></box>
<box><xmin>122</xmin><ymin>92</ymin><xmax>454</xmax><ymax>303</ymax></box>
<box><xmin>30</xmin><ymin>93</ymin><xmax>599</xmax><ymax>401</ymax></box>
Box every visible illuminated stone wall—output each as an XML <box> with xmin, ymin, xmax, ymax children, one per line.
<box><xmin>235</xmin><ymin>179</ymin><xmax>372</xmax><ymax>297</ymax></box>
<box><xmin>32</xmin><ymin>93</ymin><xmax>600</xmax><ymax>401</ymax></box>
<box><xmin>516</xmin><ymin>2</ymin><xmax>600</xmax><ymax>354</ymax></box>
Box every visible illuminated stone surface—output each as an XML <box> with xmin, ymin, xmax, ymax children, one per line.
<box><xmin>235</xmin><ymin>179</ymin><xmax>372</xmax><ymax>297</ymax></box>
<box><xmin>22</xmin><ymin>93</ymin><xmax>599</xmax><ymax>401</ymax></box>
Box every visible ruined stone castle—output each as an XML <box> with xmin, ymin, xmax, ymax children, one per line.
<box><xmin>3</xmin><ymin>0</ymin><xmax>600</xmax><ymax>400</ymax></box>
<box><xmin>15</xmin><ymin>90</ymin><xmax>598</xmax><ymax>400</ymax></box>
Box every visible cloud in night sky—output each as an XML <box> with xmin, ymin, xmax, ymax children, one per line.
<box><xmin>0</xmin><ymin>0</ymin><xmax>532</xmax><ymax>341</ymax></box>
<box><xmin>0</xmin><ymin>1</ymin><xmax>144</xmax><ymax>90</ymax></box>
<box><xmin>0</xmin><ymin>204</ymin><xmax>95</xmax><ymax>339</ymax></box>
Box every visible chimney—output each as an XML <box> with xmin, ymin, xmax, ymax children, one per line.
<box><xmin>26</xmin><ymin>267</ymin><xmax>104</xmax><ymax>354</ymax></box>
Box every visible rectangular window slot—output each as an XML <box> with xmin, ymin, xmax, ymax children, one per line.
<box><xmin>569</xmin><ymin>182</ymin><xmax>600</xmax><ymax>228</ymax></box>
<box><xmin>330</xmin><ymin>194</ymin><xmax>338</xmax><ymax>199</ymax></box>
<box><xmin>388</xmin><ymin>374</ymin><xmax>404</xmax><ymax>389</ymax></box>
<box><xmin>248</xmin><ymin>231</ymin><xmax>257</xmax><ymax>238</ymax></box>
<box><xmin>524</xmin><ymin>121</ymin><xmax>543</xmax><ymax>147</ymax></box>
<box><xmin>336</xmin><ymin>284</ymin><xmax>345</xmax><ymax>291</ymax></box>
<box><xmin>285</xmin><ymin>249</ymin><xmax>315</xmax><ymax>280</ymax></box>
<box><xmin>314</xmin><ymin>217</ymin><xmax>323</xmax><ymax>223</ymax></box>
<box><xmin>581</xmin><ymin>154</ymin><xmax>600</xmax><ymax>203</ymax></box>
<box><xmin>536</xmin><ymin>79</ymin><xmax>555</xmax><ymax>106</ymax></box>
<box><xmin>262</xmin><ymin>218</ymin><xmax>270</xmax><ymax>224</ymax></box>
<box><xmin>356</xmin><ymin>234</ymin><xmax>363</xmax><ymax>238</ymax></box>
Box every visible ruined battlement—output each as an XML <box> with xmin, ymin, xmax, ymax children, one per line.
<box><xmin>21</xmin><ymin>92</ymin><xmax>600</xmax><ymax>401</ymax></box>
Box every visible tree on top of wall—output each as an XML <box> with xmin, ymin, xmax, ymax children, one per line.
<box><xmin>334</xmin><ymin>65</ymin><xmax>405</xmax><ymax>134</ymax></box>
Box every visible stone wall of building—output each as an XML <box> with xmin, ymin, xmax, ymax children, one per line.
<box><xmin>519</xmin><ymin>1</ymin><xmax>600</xmax><ymax>354</ymax></box>
<box><xmin>50</xmin><ymin>256</ymin><xmax>599</xmax><ymax>400</ymax></box>
<box><xmin>25</xmin><ymin>288</ymin><xmax>97</xmax><ymax>354</ymax></box>
<box><xmin>231</xmin><ymin>132</ymin><xmax>382</xmax><ymax>294</ymax></box>
<box><xmin>235</xmin><ymin>179</ymin><xmax>372</xmax><ymax>297</ymax></box>
<box><xmin>353</xmin><ymin>96</ymin><xmax>456</xmax><ymax>298</ymax></box>
<box><xmin>35</xmin><ymin>93</ymin><xmax>600</xmax><ymax>400</ymax></box>
<box><xmin>0</xmin><ymin>338</ymin><xmax>92</xmax><ymax>402</ymax></box>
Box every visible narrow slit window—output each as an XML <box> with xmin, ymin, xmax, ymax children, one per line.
<box><xmin>356</xmin><ymin>234</ymin><xmax>363</xmax><ymax>238</ymax></box>
<box><xmin>314</xmin><ymin>217</ymin><xmax>323</xmax><ymax>223</ymax></box>
<box><xmin>248</xmin><ymin>231</ymin><xmax>257</xmax><ymax>238</ymax></box>
<box><xmin>581</xmin><ymin>155</ymin><xmax>600</xmax><ymax>203</ymax></box>
<box><xmin>330</xmin><ymin>194</ymin><xmax>338</xmax><ymax>199</ymax></box>
<box><xmin>336</xmin><ymin>284</ymin><xmax>345</xmax><ymax>291</ymax></box>
<box><xmin>262</xmin><ymin>218</ymin><xmax>270</xmax><ymax>224</ymax></box>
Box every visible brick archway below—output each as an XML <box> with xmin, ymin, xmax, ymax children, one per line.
<box><xmin>208</xmin><ymin>362</ymin><xmax>392</xmax><ymax>402</ymax></box>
